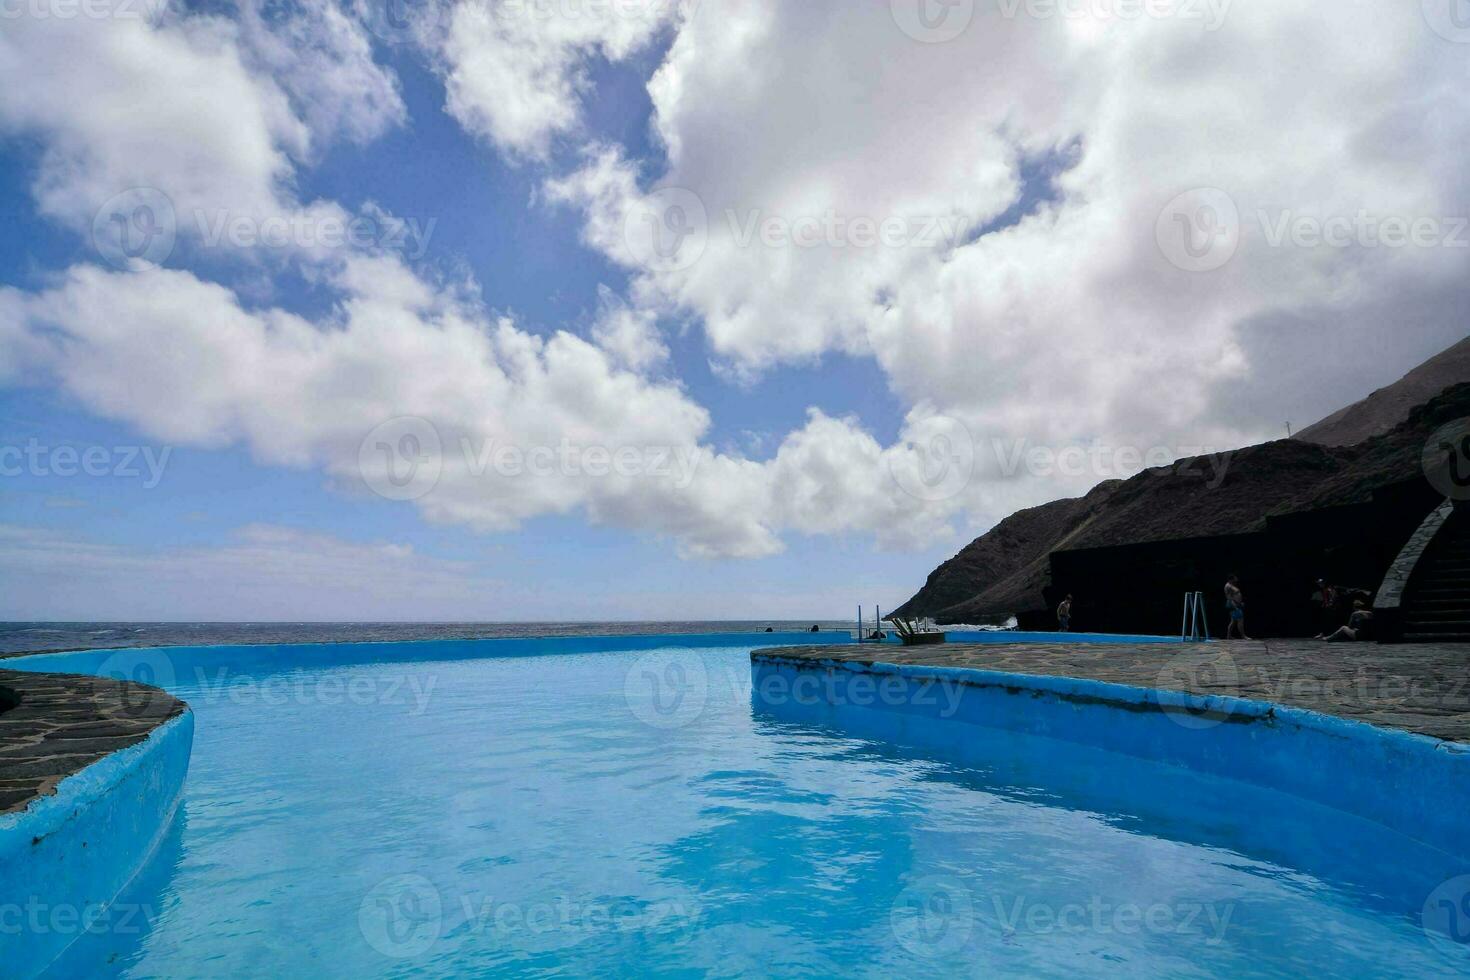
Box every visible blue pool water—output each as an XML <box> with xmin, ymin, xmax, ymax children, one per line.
<box><xmin>16</xmin><ymin>639</ymin><xmax>1467</xmax><ymax>977</ymax></box>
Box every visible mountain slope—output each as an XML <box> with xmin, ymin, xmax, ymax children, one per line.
<box><xmin>890</xmin><ymin>480</ymin><xmax>1120</xmax><ymax>621</ymax></box>
<box><xmin>1296</xmin><ymin>335</ymin><xmax>1470</xmax><ymax>446</ymax></box>
<box><xmin>895</xmin><ymin>378</ymin><xmax>1470</xmax><ymax>624</ymax></box>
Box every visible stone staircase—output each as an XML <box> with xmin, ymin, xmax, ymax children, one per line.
<box><xmin>1401</xmin><ymin>505</ymin><xmax>1470</xmax><ymax>642</ymax></box>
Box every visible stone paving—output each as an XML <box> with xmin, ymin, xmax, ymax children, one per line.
<box><xmin>0</xmin><ymin>669</ymin><xmax>185</xmax><ymax>814</ymax></box>
<box><xmin>754</xmin><ymin>639</ymin><xmax>1470</xmax><ymax>743</ymax></box>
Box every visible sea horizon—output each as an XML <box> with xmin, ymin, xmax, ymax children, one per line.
<box><xmin>0</xmin><ymin>620</ymin><xmax>861</xmax><ymax>657</ymax></box>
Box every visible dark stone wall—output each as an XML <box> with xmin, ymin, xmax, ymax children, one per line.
<box><xmin>1041</xmin><ymin>479</ymin><xmax>1441</xmax><ymax>638</ymax></box>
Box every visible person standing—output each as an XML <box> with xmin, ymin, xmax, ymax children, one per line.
<box><xmin>1225</xmin><ymin>575</ymin><xmax>1250</xmax><ymax>640</ymax></box>
<box><xmin>1057</xmin><ymin>595</ymin><xmax>1073</xmax><ymax>633</ymax></box>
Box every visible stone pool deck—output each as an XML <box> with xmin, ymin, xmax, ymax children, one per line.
<box><xmin>753</xmin><ymin>639</ymin><xmax>1470</xmax><ymax>743</ymax></box>
<box><xmin>0</xmin><ymin>669</ymin><xmax>187</xmax><ymax>814</ymax></box>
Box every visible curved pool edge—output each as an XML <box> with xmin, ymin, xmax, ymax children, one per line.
<box><xmin>1</xmin><ymin>705</ymin><xmax>194</xmax><ymax>978</ymax></box>
<box><xmin>750</xmin><ymin>652</ymin><xmax>1470</xmax><ymax>860</ymax></box>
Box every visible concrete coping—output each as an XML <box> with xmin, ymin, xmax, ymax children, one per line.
<box><xmin>0</xmin><ymin>668</ymin><xmax>186</xmax><ymax>815</ymax></box>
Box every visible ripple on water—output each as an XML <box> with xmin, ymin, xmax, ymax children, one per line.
<box><xmin>37</xmin><ymin>646</ymin><xmax>1470</xmax><ymax>978</ymax></box>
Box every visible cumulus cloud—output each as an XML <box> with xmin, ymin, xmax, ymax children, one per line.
<box><xmin>546</xmin><ymin>0</ymin><xmax>1470</xmax><ymax>523</ymax></box>
<box><xmin>436</xmin><ymin>0</ymin><xmax>685</xmax><ymax>158</ymax></box>
<box><xmin>590</xmin><ymin>285</ymin><xmax>668</xmax><ymax>371</ymax></box>
<box><xmin>0</xmin><ymin>258</ymin><xmax>965</xmax><ymax>557</ymax></box>
<box><xmin>9</xmin><ymin>0</ymin><xmax>1468</xmax><ymax>568</ymax></box>
<box><xmin>237</xmin><ymin>0</ymin><xmax>406</xmax><ymax>148</ymax></box>
<box><xmin>0</xmin><ymin>1</ymin><xmax>401</xmax><ymax>260</ymax></box>
<box><xmin>0</xmin><ymin>0</ymin><xmax>976</xmax><ymax>560</ymax></box>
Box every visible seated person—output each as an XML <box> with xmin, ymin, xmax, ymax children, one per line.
<box><xmin>1318</xmin><ymin>600</ymin><xmax>1373</xmax><ymax>642</ymax></box>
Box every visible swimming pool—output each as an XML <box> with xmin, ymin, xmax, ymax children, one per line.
<box><xmin>7</xmin><ymin>636</ymin><xmax>1467</xmax><ymax>977</ymax></box>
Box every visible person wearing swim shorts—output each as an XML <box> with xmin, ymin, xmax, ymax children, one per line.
<box><xmin>1224</xmin><ymin>575</ymin><xmax>1250</xmax><ymax>640</ymax></box>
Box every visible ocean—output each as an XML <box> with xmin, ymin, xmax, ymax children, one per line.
<box><xmin>0</xmin><ymin>621</ymin><xmax>856</xmax><ymax>656</ymax></box>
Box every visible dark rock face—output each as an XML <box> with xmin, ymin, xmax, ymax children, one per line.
<box><xmin>0</xmin><ymin>670</ymin><xmax>186</xmax><ymax>815</ymax></box>
<box><xmin>896</xmin><ymin>381</ymin><xmax>1470</xmax><ymax>632</ymax></box>
<box><xmin>891</xmin><ymin>481</ymin><xmax>1120</xmax><ymax>622</ymax></box>
<box><xmin>1297</xmin><ymin>335</ymin><xmax>1470</xmax><ymax>447</ymax></box>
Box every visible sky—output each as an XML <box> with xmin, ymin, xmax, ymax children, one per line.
<box><xmin>1</xmin><ymin>0</ymin><xmax>1467</xmax><ymax>621</ymax></box>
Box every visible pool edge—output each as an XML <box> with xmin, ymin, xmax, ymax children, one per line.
<box><xmin>750</xmin><ymin>651</ymin><xmax>1470</xmax><ymax>859</ymax></box>
<box><xmin>1</xmin><ymin>707</ymin><xmax>194</xmax><ymax>978</ymax></box>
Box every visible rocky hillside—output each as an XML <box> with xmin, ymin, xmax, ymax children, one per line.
<box><xmin>896</xmin><ymin>379</ymin><xmax>1470</xmax><ymax>624</ymax></box>
<box><xmin>1296</xmin><ymin>335</ymin><xmax>1470</xmax><ymax>446</ymax></box>
<box><xmin>889</xmin><ymin>480</ymin><xmax>1119</xmax><ymax>621</ymax></box>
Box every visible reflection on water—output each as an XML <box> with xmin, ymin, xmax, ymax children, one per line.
<box><xmin>30</xmin><ymin>646</ymin><xmax>1470</xmax><ymax>978</ymax></box>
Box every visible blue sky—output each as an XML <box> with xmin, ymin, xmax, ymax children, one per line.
<box><xmin>1</xmin><ymin>1</ymin><xmax>1465</xmax><ymax>621</ymax></box>
<box><xmin>0</xmin><ymin>11</ymin><xmax>945</xmax><ymax>621</ymax></box>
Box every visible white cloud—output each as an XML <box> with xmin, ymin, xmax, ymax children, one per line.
<box><xmin>1</xmin><ymin>258</ymin><xmax>966</xmax><ymax>558</ymax></box>
<box><xmin>0</xmin><ymin>0</ymin><xmax>974</xmax><ymax>561</ymax></box>
<box><xmin>590</xmin><ymin>285</ymin><xmax>668</xmax><ymax>371</ymax></box>
<box><xmin>0</xmin><ymin>1</ymin><xmax>401</xmax><ymax>258</ymax></box>
<box><xmin>0</xmin><ymin>8</ymin><xmax>302</xmax><ymax>229</ymax></box>
<box><xmin>546</xmin><ymin>0</ymin><xmax>1470</xmax><ymax>524</ymax></box>
<box><xmin>436</xmin><ymin>0</ymin><xmax>684</xmax><ymax>158</ymax></box>
<box><xmin>237</xmin><ymin>0</ymin><xmax>406</xmax><ymax>149</ymax></box>
<box><xmin>10</xmin><ymin>0</ymin><xmax>1468</xmax><ymax>570</ymax></box>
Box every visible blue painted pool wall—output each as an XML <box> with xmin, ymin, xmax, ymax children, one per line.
<box><xmin>752</xmin><ymin>657</ymin><xmax>1470</xmax><ymax>860</ymax></box>
<box><xmin>2</xmin><ymin>632</ymin><xmax>853</xmax><ymax>676</ymax></box>
<box><xmin>0</xmin><ymin>711</ymin><xmax>194</xmax><ymax>979</ymax></box>
<box><xmin>2</xmin><ymin>630</ymin><xmax>1180</xmax><ymax>679</ymax></box>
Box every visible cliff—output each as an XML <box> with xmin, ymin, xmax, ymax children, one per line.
<box><xmin>895</xmin><ymin>375</ymin><xmax>1470</xmax><ymax>625</ymax></box>
<box><xmin>889</xmin><ymin>480</ymin><xmax>1119</xmax><ymax>621</ymax></box>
